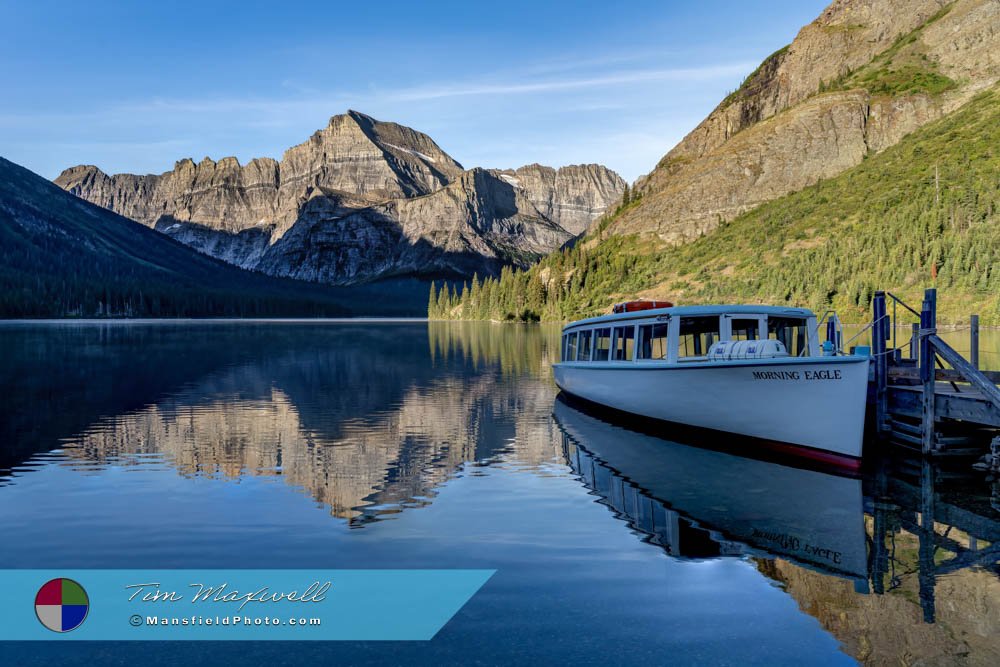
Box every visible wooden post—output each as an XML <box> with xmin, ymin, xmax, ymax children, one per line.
<box><xmin>892</xmin><ymin>299</ymin><xmax>897</xmax><ymax>351</ymax></box>
<box><xmin>918</xmin><ymin>458</ymin><xmax>937</xmax><ymax>623</ymax></box>
<box><xmin>920</xmin><ymin>288</ymin><xmax>937</xmax><ymax>455</ymax></box>
<box><xmin>873</xmin><ymin>292</ymin><xmax>888</xmax><ymax>433</ymax></box>
<box><xmin>910</xmin><ymin>323</ymin><xmax>919</xmax><ymax>361</ymax></box>
<box><xmin>870</xmin><ymin>459</ymin><xmax>890</xmax><ymax>595</ymax></box>
<box><xmin>971</xmin><ymin>315</ymin><xmax>980</xmax><ymax>370</ymax></box>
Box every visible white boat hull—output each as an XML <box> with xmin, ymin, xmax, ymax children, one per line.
<box><xmin>552</xmin><ymin>356</ymin><xmax>870</xmax><ymax>460</ymax></box>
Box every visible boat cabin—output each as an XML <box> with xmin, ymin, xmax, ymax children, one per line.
<box><xmin>559</xmin><ymin>305</ymin><xmax>820</xmax><ymax>364</ymax></box>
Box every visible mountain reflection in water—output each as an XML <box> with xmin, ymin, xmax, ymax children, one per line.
<box><xmin>1</xmin><ymin>320</ymin><xmax>999</xmax><ymax>665</ymax></box>
<box><xmin>2</xmin><ymin>322</ymin><xmax>562</xmax><ymax>524</ymax></box>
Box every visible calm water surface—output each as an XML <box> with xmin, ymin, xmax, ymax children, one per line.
<box><xmin>2</xmin><ymin>321</ymin><xmax>999</xmax><ymax>666</ymax></box>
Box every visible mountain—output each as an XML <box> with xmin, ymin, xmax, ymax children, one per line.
<box><xmin>493</xmin><ymin>164</ymin><xmax>627</xmax><ymax>236</ymax></box>
<box><xmin>0</xmin><ymin>157</ymin><xmax>427</xmax><ymax>318</ymax></box>
<box><xmin>257</xmin><ymin>168</ymin><xmax>574</xmax><ymax>284</ymax></box>
<box><xmin>614</xmin><ymin>0</ymin><xmax>999</xmax><ymax>242</ymax></box>
<box><xmin>55</xmin><ymin>111</ymin><xmax>624</xmax><ymax>284</ymax></box>
<box><xmin>440</xmin><ymin>0</ymin><xmax>1000</xmax><ymax>323</ymax></box>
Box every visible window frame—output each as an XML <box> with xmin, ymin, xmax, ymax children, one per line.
<box><xmin>562</xmin><ymin>331</ymin><xmax>579</xmax><ymax>362</ymax></box>
<box><xmin>576</xmin><ymin>329</ymin><xmax>593</xmax><ymax>361</ymax></box>
<box><xmin>766</xmin><ymin>316</ymin><xmax>813</xmax><ymax>357</ymax></box>
<box><xmin>611</xmin><ymin>324</ymin><xmax>637</xmax><ymax>362</ymax></box>
<box><xmin>721</xmin><ymin>314</ymin><xmax>767</xmax><ymax>342</ymax></box>
<box><xmin>637</xmin><ymin>321</ymin><xmax>670</xmax><ymax>361</ymax></box>
<box><xmin>675</xmin><ymin>316</ymin><xmax>721</xmax><ymax>361</ymax></box>
<box><xmin>592</xmin><ymin>327</ymin><xmax>612</xmax><ymax>362</ymax></box>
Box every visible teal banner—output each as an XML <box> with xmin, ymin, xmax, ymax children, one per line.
<box><xmin>2</xmin><ymin>569</ymin><xmax>495</xmax><ymax>640</ymax></box>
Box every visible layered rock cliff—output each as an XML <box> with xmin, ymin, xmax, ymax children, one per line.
<box><xmin>254</xmin><ymin>168</ymin><xmax>574</xmax><ymax>284</ymax></box>
<box><xmin>55</xmin><ymin>111</ymin><xmax>623</xmax><ymax>284</ymax></box>
<box><xmin>494</xmin><ymin>164</ymin><xmax>626</xmax><ymax>236</ymax></box>
<box><xmin>616</xmin><ymin>0</ymin><xmax>1000</xmax><ymax>242</ymax></box>
<box><xmin>56</xmin><ymin>111</ymin><xmax>463</xmax><ymax>238</ymax></box>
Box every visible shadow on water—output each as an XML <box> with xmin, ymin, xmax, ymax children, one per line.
<box><xmin>554</xmin><ymin>394</ymin><xmax>1000</xmax><ymax>664</ymax></box>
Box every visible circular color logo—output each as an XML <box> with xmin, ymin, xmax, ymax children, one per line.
<box><xmin>35</xmin><ymin>578</ymin><xmax>89</xmax><ymax>633</ymax></box>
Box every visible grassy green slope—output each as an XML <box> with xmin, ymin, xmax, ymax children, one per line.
<box><xmin>437</xmin><ymin>85</ymin><xmax>1000</xmax><ymax>323</ymax></box>
<box><xmin>0</xmin><ymin>157</ymin><xmax>427</xmax><ymax>317</ymax></box>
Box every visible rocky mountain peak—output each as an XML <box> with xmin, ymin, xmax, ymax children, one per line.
<box><xmin>54</xmin><ymin>112</ymin><xmax>623</xmax><ymax>285</ymax></box>
<box><xmin>278</xmin><ymin>110</ymin><xmax>464</xmax><ymax>201</ymax></box>
<box><xmin>618</xmin><ymin>0</ymin><xmax>998</xmax><ymax>242</ymax></box>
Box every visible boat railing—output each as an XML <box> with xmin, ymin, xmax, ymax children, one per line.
<box><xmin>809</xmin><ymin>309</ymin><xmax>844</xmax><ymax>356</ymax></box>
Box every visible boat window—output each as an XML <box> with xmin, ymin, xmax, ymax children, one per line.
<box><xmin>768</xmin><ymin>317</ymin><xmax>808</xmax><ymax>356</ymax></box>
<box><xmin>677</xmin><ymin>317</ymin><xmax>719</xmax><ymax>358</ymax></box>
<box><xmin>565</xmin><ymin>332</ymin><xmax>578</xmax><ymax>361</ymax></box>
<box><xmin>730</xmin><ymin>318</ymin><xmax>759</xmax><ymax>341</ymax></box>
<box><xmin>577</xmin><ymin>330</ymin><xmax>593</xmax><ymax>361</ymax></box>
<box><xmin>637</xmin><ymin>323</ymin><xmax>669</xmax><ymax>360</ymax></box>
<box><xmin>593</xmin><ymin>328</ymin><xmax>611</xmax><ymax>361</ymax></box>
<box><xmin>612</xmin><ymin>325</ymin><xmax>636</xmax><ymax>361</ymax></box>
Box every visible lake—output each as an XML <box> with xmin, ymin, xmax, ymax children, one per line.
<box><xmin>1</xmin><ymin>321</ymin><xmax>999</xmax><ymax>665</ymax></box>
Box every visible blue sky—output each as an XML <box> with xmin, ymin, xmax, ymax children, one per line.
<box><xmin>1</xmin><ymin>0</ymin><xmax>829</xmax><ymax>183</ymax></box>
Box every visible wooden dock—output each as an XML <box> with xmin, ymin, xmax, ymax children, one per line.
<box><xmin>870</xmin><ymin>289</ymin><xmax>1000</xmax><ymax>457</ymax></box>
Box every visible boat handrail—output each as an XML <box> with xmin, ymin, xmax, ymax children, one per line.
<box><xmin>802</xmin><ymin>310</ymin><xmax>838</xmax><ymax>357</ymax></box>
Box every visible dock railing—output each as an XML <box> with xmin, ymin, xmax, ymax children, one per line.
<box><xmin>871</xmin><ymin>288</ymin><xmax>1000</xmax><ymax>456</ymax></box>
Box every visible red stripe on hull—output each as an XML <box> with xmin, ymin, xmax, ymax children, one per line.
<box><xmin>751</xmin><ymin>439</ymin><xmax>862</xmax><ymax>472</ymax></box>
<box><xmin>557</xmin><ymin>391</ymin><xmax>863</xmax><ymax>476</ymax></box>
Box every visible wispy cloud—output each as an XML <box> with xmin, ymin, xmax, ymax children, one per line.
<box><xmin>2</xmin><ymin>57</ymin><xmax>754</xmax><ymax>181</ymax></box>
<box><xmin>387</xmin><ymin>63</ymin><xmax>753</xmax><ymax>101</ymax></box>
<box><xmin>0</xmin><ymin>61</ymin><xmax>752</xmax><ymax>122</ymax></box>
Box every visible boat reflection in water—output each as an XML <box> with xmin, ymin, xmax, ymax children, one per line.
<box><xmin>553</xmin><ymin>394</ymin><xmax>869</xmax><ymax>582</ymax></box>
<box><xmin>554</xmin><ymin>393</ymin><xmax>1000</xmax><ymax>663</ymax></box>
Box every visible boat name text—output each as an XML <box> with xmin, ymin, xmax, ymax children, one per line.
<box><xmin>751</xmin><ymin>370</ymin><xmax>842</xmax><ymax>381</ymax></box>
<box><xmin>750</xmin><ymin>528</ymin><xmax>842</xmax><ymax>564</ymax></box>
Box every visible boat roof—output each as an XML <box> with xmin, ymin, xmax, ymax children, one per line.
<box><xmin>562</xmin><ymin>304</ymin><xmax>816</xmax><ymax>331</ymax></box>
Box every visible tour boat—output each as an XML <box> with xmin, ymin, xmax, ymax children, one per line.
<box><xmin>552</xmin><ymin>303</ymin><xmax>871</xmax><ymax>467</ymax></box>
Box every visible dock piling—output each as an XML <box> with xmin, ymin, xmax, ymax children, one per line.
<box><xmin>920</xmin><ymin>289</ymin><xmax>937</xmax><ymax>455</ymax></box>
<box><xmin>873</xmin><ymin>292</ymin><xmax>889</xmax><ymax>434</ymax></box>
<box><xmin>971</xmin><ymin>314</ymin><xmax>980</xmax><ymax>370</ymax></box>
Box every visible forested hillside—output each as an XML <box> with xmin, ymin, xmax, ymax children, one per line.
<box><xmin>433</xmin><ymin>86</ymin><xmax>1000</xmax><ymax>324</ymax></box>
<box><xmin>0</xmin><ymin>157</ymin><xmax>423</xmax><ymax>318</ymax></box>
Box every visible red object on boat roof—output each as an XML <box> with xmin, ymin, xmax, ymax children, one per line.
<box><xmin>612</xmin><ymin>300</ymin><xmax>674</xmax><ymax>314</ymax></box>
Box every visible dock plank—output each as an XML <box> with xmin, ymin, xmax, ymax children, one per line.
<box><xmin>889</xmin><ymin>367</ymin><xmax>1000</xmax><ymax>384</ymax></box>
<box><xmin>888</xmin><ymin>384</ymin><xmax>1000</xmax><ymax>427</ymax></box>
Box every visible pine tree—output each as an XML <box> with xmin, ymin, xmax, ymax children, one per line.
<box><xmin>427</xmin><ymin>281</ymin><xmax>438</xmax><ymax>318</ymax></box>
<box><xmin>438</xmin><ymin>283</ymin><xmax>451</xmax><ymax>318</ymax></box>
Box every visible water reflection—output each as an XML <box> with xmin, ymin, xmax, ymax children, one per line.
<box><xmin>428</xmin><ymin>320</ymin><xmax>560</xmax><ymax>378</ymax></box>
<box><xmin>554</xmin><ymin>396</ymin><xmax>868</xmax><ymax>578</ymax></box>
<box><xmin>1</xmin><ymin>322</ymin><xmax>562</xmax><ymax>524</ymax></box>
<box><xmin>2</xmin><ymin>320</ymin><xmax>999</xmax><ymax>664</ymax></box>
<box><xmin>554</xmin><ymin>395</ymin><xmax>1000</xmax><ymax>664</ymax></box>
